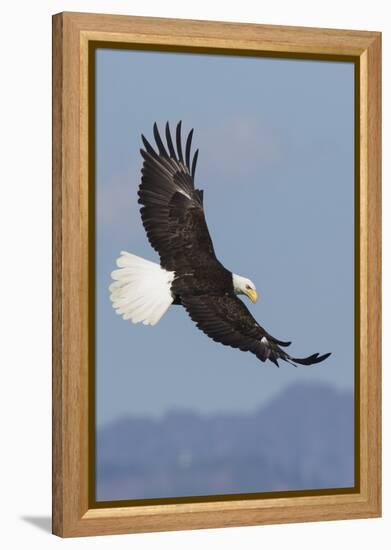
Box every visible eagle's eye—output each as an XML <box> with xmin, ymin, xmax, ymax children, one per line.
<box><xmin>245</xmin><ymin>284</ymin><xmax>251</xmax><ymax>290</ymax></box>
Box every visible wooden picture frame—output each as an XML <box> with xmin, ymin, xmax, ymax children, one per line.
<box><xmin>52</xmin><ymin>11</ymin><xmax>381</xmax><ymax>538</ymax></box>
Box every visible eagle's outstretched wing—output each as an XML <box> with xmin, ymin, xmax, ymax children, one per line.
<box><xmin>181</xmin><ymin>294</ymin><xmax>331</xmax><ymax>367</ymax></box>
<box><xmin>138</xmin><ymin>121</ymin><xmax>216</xmax><ymax>273</ymax></box>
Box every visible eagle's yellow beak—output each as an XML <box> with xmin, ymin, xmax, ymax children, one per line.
<box><xmin>245</xmin><ymin>289</ymin><xmax>258</xmax><ymax>304</ymax></box>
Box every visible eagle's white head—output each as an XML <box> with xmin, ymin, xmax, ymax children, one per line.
<box><xmin>232</xmin><ymin>273</ymin><xmax>258</xmax><ymax>304</ymax></box>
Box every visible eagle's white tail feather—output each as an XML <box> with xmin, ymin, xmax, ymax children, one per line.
<box><xmin>110</xmin><ymin>251</ymin><xmax>175</xmax><ymax>326</ymax></box>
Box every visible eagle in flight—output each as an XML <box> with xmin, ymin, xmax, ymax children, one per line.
<box><xmin>110</xmin><ymin>122</ymin><xmax>331</xmax><ymax>367</ymax></box>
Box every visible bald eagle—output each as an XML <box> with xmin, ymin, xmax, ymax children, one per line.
<box><xmin>110</xmin><ymin>122</ymin><xmax>331</xmax><ymax>367</ymax></box>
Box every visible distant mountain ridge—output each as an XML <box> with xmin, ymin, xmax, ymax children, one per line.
<box><xmin>96</xmin><ymin>382</ymin><xmax>355</xmax><ymax>501</ymax></box>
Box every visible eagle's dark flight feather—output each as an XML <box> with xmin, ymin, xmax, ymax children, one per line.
<box><xmin>139</xmin><ymin>122</ymin><xmax>217</xmax><ymax>275</ymax></box>
<box><xmin>181</xmin><ymin>294</ymin><xmax>331</xmax><ymax>367</ymax></box>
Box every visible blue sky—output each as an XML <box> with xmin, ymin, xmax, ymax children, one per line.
<box><xmin>95</xmin><ymin>48</ymin><xmax>355</xmax><ymax>427</ymax></box>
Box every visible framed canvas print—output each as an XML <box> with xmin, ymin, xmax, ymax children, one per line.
<box><xmin>52</xmin><ymin>12</ymin><xmax>381</xmax><ymax>537</ymax></box>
